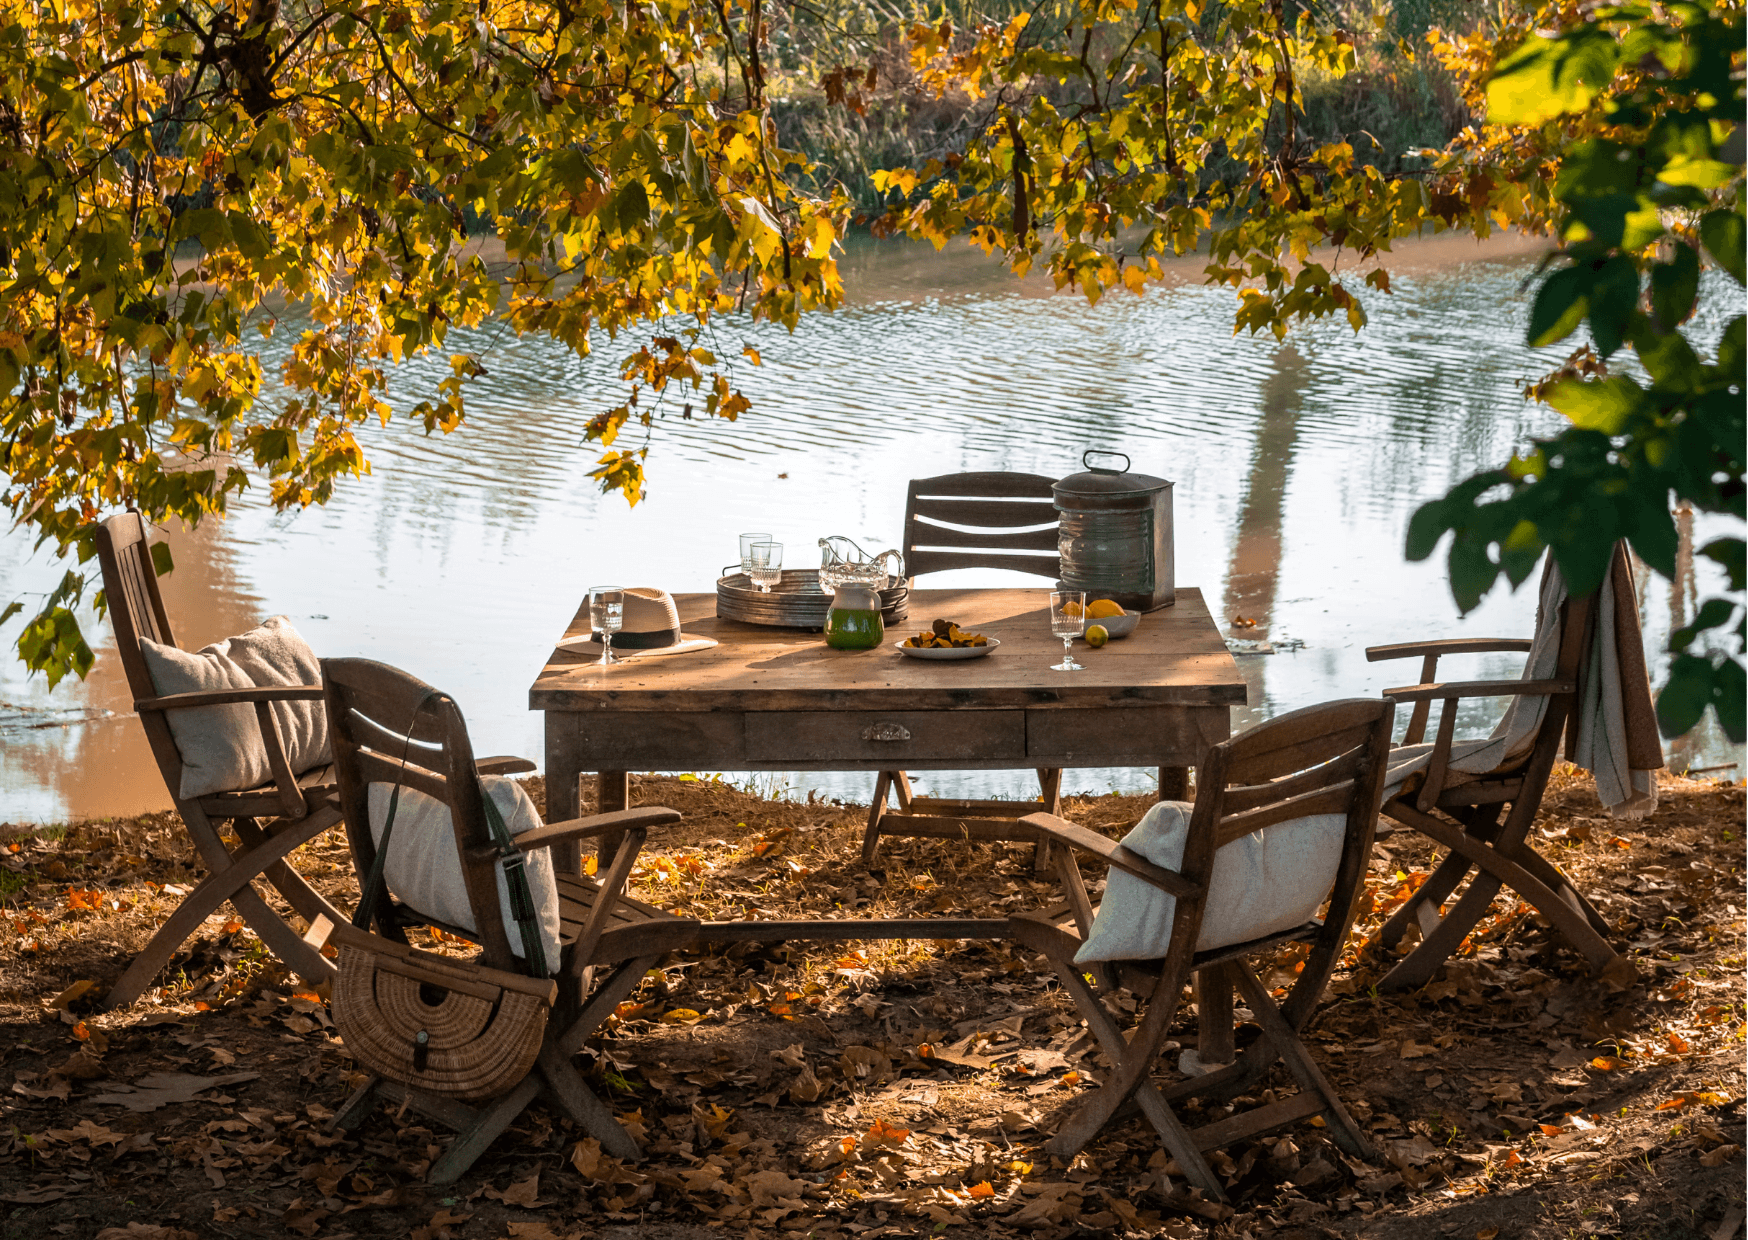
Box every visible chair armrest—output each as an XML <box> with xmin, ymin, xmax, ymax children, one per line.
<box><xmin>475</xmin><ymin>755</ymin><xmax>537</xmax><ymax>776</ymax></box>
<box><xmin>513</xmin><ymin>807</ymin><xmax>683</xmax><ymax>854</ymax></box>
<box><xmin>134</xmin><ymin>684</ymin><xmax>325</xmax><ymax>711</ymax></box>
<box><xmin>1018</xmin><ymin>812</ymin><xmax>1197</xmax><ymax>899</ymax></box>
<box><xmin>1383</xmin><ymin>677</ymin><xmax>1575</xmax><ymax>704</ymax></box>
<box><xmin>1366</xmin><ymin>638</ymin><xmax>1532</xmax><ymax>662</ymax></box>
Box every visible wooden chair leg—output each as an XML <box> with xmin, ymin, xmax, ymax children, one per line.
<box><xmin>539</xmin><ymin>1044</ymin><xmax>641</xmax><ymax>1160</ymax></box>
<box><xmin>558</xmin><ymin>956</ymin><xmax>661</xmax><ymax>1057</ymax></box>
<box><xmin>1192</xmin><ymin>961</ymin><xmax>1238</xmax><ymax>1070</ymax></box>
<box><xmin>861</xmin><ymin>771</ymin><xmax>895</xmax><ymax>866</ymax></box>
<box><xmin>104</xmin><ymin>813</ymin><xmax>338</xmax><ymax>1009</ymax></box>
<box><xmin>1232</xmin><ymin>967</ymin><xmax>1374</xmax><ymax>1161</ymax></box>
<box><xmin>1041</xmin><ymin>958</ymin><xmax>1222</xmax><ymax>1197</ymax></box>
<box><xmin>892</xmin><ymin>770</ymin><xmax>914</xmax><ymax>813</ymax></box>
<box><xmin>1377</xmin><ymin>849</ymin><xmax>1474</xmax><ymax>950</ymax></box>
<box><xmin>427</xmin><ymin>1075</ymin><xmax>543</xmax><ymax>1184</ymax></box>
<box><xmin>1378</xmin><ymin>872</ymin><xmax>1503</xmax><ymax>991</ymax></box>
<box><xmin>230</xmin><ymin>813</ymin><xmax>351</xmax><ymax>928</ymax></box>
<box><xmin>332</xmin><ymin>1077</ymin><xmax>383</xmax><ymax>1131</ymax></box>
<box><xmin>1391</xmin><ymin>806</ymin><xmax>1621</xmax><ymax>978</ymax></box>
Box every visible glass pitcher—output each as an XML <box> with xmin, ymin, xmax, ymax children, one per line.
<box><xmin>818</xmin><ymin>536</ymin><xmax>904</xmax><ymax>592</ymax></box>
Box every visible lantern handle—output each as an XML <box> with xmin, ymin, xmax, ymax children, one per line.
<box><xmin>1082</xmin><ymin>449</ymin><xmax>1130</xmax><ymax>475</ymax></box>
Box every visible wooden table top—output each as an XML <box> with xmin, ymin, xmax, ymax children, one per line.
<box><xmin>529</xmin><ymin>587</ymin><xmax>1245</xmax><ymax>713</ymax></box>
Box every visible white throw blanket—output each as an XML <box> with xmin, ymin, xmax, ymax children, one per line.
<box><xmin>1383</xmin><ymin>547</ymin><xmax>1662</xmax><ymax>819</ymax></box>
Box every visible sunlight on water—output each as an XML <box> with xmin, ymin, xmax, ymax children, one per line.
<box><xmin>2</xmin><ymin>235</ymin><xmax>1740</xmax><ymax>820</ymax></box>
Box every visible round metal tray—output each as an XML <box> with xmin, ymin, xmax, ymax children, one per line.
<box><xmin>716</xmin><ymin>569</ymin><xmax>909</xmax><ymax>629</ymax></box>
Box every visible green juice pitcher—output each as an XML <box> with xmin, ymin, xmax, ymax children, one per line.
<box><xmin>824</xmin><ymin>580</ymin><xmax>886</xmax><ymax>649</ymax></box>
<box><xmin>819</xmin><ymin>537</ymin><xmax>902</xmax><ymax>650</ymax></box>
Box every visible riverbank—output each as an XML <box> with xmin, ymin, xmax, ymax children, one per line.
<box><xmin>0</xmin><ymin>769</ymin><xmax>1741</xmax><ymax>1238</ymax></box>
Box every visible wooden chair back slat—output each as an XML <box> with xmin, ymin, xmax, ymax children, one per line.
<box><xmin>1220</xmin><ymin>697</ymin><xmax>1387</xmax><ymax>784</ymax></box>
<box><xmin>322</xmin><ymin>657</ymin><xmax>519</xmax><ymax>971</ymax></box>
<box><xmin>1218</xmin><ymin>747</ymin><xmax>1366</xmax><ymax>815</ymax></box>
<box><xmin>1212</xmin><ymin>781</ymin><xmax>1355</xmax><ymax>848</ymax></box>
<box><xmin>902</xmin><ymin>471</ymin><xmax>1062</xmax><ymax>582</ymax></box>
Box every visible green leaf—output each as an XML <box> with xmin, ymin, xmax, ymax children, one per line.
<box><xmin>150</xmin><ymin>540</ymin><xmax>174</xmax><ymax>578</ymax></box>
<box><xmin>1487</xmin><ymin>28</ymin><xmax>1620</xmax><ymax>126</ymax></box>
<box><xmin>1405</xmin><ymin>498</ymin><xmax>1451</xmax><ymax>562</ymax></box>
<box><xmin>1699</xmin><ymin>537</ymin><xmax>1746</xmax><ymax>592</ymax></box>
<box><xmin>1586</xmin><ymin>256</ymin><xmax>1640</xmax><ymax>358</ymax></box>
<box><xmin>1669</xmin><ymin>597</ymin><xmax>1736</xmax><ymax>652</ymax></box>
<box><xmin>1657</xmin><ymin>653</ymin><xmax>1715</xmax><ymax>736</ymax></box>
<box><xmin>1650</xmin><ymin>242</ymin><xmax>1701</xmax><ymax>331</ymax></box>
<box><xmin>1700</xmin><ymin>210</ymin><xmax>1745</xmax><ymax>285</ymax></box>
<box><xmin>1527</xmin><ymin>264</ymin><xmax>1590</xmax><ymax>347</ymax></box>
<box><xmin>1544</xmin><ymin>375</ymin><xmax>1644</xmax><ymax>433</ymax></box>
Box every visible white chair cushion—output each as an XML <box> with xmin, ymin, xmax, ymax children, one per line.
<box><xmin>1074</xmin><ymin>800</ymin><xmax>1346</xmax><ymax>964</ymax></box>
<box><xmin>139</xmin><ymin>616</ymin><xmax>330</xmax><ymax>800</ymax></box>
<box><xmin>367</xmin><ymin>776</ymin><xmax>562</xmax><ymax>968</ymax></box>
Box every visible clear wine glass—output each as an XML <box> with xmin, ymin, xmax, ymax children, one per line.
<box><xmin>1050</xmin><ymin>589</ymin><xmax>1085</xmax><ymax>671</ymax></box>
<box><xmin>748</xmin><ymin>542</ymin><xmax>784</xmax><ymax>593</ymax></box>
<box><xmin>588</xmin><ymin>586</ymin><xmax>625</xmax><ymax>665</ymax></box>
<box><xmin>739</xmin><ymin>532</ymin><xmax>772</xmax><ymax>577</ymax></box>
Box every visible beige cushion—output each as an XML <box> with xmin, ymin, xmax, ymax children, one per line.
<box><xmin>366</xmin><ymin>777</ymin><xmax>562</xmax><ymax>966</ymax></box>
<box><xmin>1075</xmin><ymin>800</ymin><xmax>1346</xmax><ymax>964</ymax></box>
<box><xmin>139</xmin><ymin>616</ymin><xmax>330</xmax><ymax>800</ymax></box>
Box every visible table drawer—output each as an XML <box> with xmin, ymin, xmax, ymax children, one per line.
<box><xmin>745</xmin><ymin>711</ymin><xmax>1025</xmax><ymax>763</ymax></box>
<box><xmin>1026</xmin><ymin>705</ymin><xmax>1227</xmax><ymax>764</ymax></box>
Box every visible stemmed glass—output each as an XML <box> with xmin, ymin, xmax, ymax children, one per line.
<box><xmin>1050</xmin><ymin>590</ymin><xmax>1085</xmax><ymax>672</ymax></box>
<box><xmin>588</xmin><ymin>586</ymin><xmax>625</xmax><ymax>666</ymax></box>
<box><xmin>748</xmin><ymin>541</ymin><xmax>784</xmax><ymax>593</ymax></box>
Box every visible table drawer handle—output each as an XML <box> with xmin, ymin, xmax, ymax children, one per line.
<box><xmin>861</xmin><ymin>723</ymin><xmax>912</xmax><ymax>743</ymax></box>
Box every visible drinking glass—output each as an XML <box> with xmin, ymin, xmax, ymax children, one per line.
<box><xmin>588</xmin><ymin>586</ymin><xmax>625</xmax><ymax>665</ymax></box>
<box><xmin>739</xmin><ymin>532</ymin><xmax>772</xmax><ymax>576</ymax></box>
<box><xmin>1050</xmin><ymin>589</ymin><xmax>1085</xmax><ymax>671</ymax></box>
<box><xmin>748</xmin><ymin>542</ymin><xmax>784</xmax><ymax>593</ymax></box>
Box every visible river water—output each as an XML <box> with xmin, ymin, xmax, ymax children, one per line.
<box><xmin>2</xmin><ymin>233</ymin><xmax>1740</xmax><ymax>821</ymax></box>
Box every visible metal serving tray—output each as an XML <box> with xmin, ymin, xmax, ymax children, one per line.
<box><xmin>715</xmin><ymin>569</ymin><xmax>909</xmax><ymax>629</ymax></box>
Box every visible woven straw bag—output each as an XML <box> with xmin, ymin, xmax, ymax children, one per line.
<box><xmin>331</xmin><ymin>931</ymin><xmax>552</xmax><ymax>1101</ymax></box>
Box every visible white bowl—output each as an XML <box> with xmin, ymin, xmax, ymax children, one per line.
<box><xmin>1088</xmin><ymin>609</ymin><xmax>1141</xmax><ymax>638</ymax></box>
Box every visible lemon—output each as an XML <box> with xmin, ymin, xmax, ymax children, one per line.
<box><xmin>1062</xmin><ymin>601</ymin><xmax>1084</xmax><ymax>618</ymax></box>
<box><xmin>1087</xmin><ymin>598</ymin><xmax>1125</xmax><ymax>620</ymax></box>
<box><xmin>1085</xmin><ymin>624</ymin><xmax>1109</xmax><ymax>648</ymax></box>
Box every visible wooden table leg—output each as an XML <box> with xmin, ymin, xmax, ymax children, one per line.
<box><xmin>545</xmin><ymin>726</ymin><xmax>584</xmax><ymax>877</ymax></box>
<box><xmin>597</xmin><ymin>771</ymin><xmax>630</xmax><ymax>871</ymax></box>
<box><xmin>1158</xmin><ymin>765</ymin><xmax>1190</xmax><ymax>802</ymax></box>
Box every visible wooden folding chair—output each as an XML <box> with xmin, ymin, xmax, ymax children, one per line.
<box><xmin>319</xmin><ymin>658</ymin><xmax>699</xmax><ymax>1183</ymax></box>
<box><xmin>1366</xmin><ymin>554</ymin><xmax>1628</xmax><ymax>990</ymax></box>
<box><xmin>1010</xmin><ymin>698</ymin><xmax>1395</xmax><ymax>1199</ymax></box>
<box><xmin>863</xmin><ymin>471</ymin><xmax>1064</xmax><ymax>867</ymax></box>
<box><xmin>96</xmin><ymin>513</ymin><xmax>357</xmax><ymax>1008</ymax></box>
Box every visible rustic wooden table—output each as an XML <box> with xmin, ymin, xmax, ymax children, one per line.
<box><xmin>530</xmin><ymin>587</ymin><xmax>1246</xmax><ymax>873</ymax></box>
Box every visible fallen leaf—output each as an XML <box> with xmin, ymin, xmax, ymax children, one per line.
<box><xmin>0</xmin><ymin>1185</ymin><xmax>78</xmax><ymax>1204</ymax></box>
<box><xmin>89</xmin><ymin>1071</ymin><xmax>260</xmax><ymax>1112</ymax></box>
<box><xmin>1478</xmin><ymin>1229</ymin><xmax>1500</xmax><ymax>1239</ymax></box>
<box><xmin>1590</xmin><ymin>1056</ymin><xmax>1624</xmax><ymax>1071</ymax></box>
<box><xmin>411</xmin><ymin>1207</ymin><xmax>473</xmax><ymax>1240</ymax></box>
<box><xmin>486</xmin><ymin>1173</ymin><xmax>545</xmax><ymax>1208</ymax></box>
<box><xmin>968</xmin><ymin>1181</ymin><xmax>996</xmax><ymax>1198</ymax></box>
<box><xmin>865</xmin><ymin>1118</ymin><xmax>910</xmax><ymax>1147</ymax></box>
<box><xmin>742</xmin><ymin>1168</ymin><xmax>803</xmax><ymax>1207</ymax></box>
<box><xmin>47</xmin><ymin>980</ymin><xmax>98</xmax><ymax>1011</ymax></box>
<box><xmin>788</xmin><ymin>1063</ymin><xmax>824</xmax><ymax>1103</ymax></box>
<box><xmin>1700</xmin><ymin>1144</ymin><xmax>1742</xmax><ymax>1168</ymax></box>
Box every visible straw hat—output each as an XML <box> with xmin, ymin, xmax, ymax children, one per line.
<box><xmin>595</xmin><ymin>587</ymin><xmax>685</xmax><ymax>649</ymax></box>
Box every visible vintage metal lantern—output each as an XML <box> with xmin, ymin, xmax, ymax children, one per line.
<box><xmin>1053</xmin><ymin>450</ymin><xmax>1176</xmax><ymax>612</ymax></box>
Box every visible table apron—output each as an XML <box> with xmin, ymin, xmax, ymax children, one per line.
<box><xmin>543</xmin><ymin>704</ymin><xmax>1227</xmax><ymax>771</ymax></box>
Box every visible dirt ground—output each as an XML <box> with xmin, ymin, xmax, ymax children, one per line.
<box><xmin>0</xmin><ymin>768</ymin><xmax>1742</xmax><ymax>1240</ymax></box>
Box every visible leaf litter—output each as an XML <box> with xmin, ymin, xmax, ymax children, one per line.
<box><xmin>0</xmin><ymin>769</ymin><xmax>1740</xmax><ymax>1238</ymax></box>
